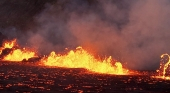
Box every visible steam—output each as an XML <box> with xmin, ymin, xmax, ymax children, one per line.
<box><xmin>1</xmin><ymin>0</ymin><xmax>170</xmax><ymax>70</ymax></box>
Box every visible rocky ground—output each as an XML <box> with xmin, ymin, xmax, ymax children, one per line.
<box><xmin>0</xmin><ymin>61</ymin><xmax>170</xmax><ymax>93</ymax></box>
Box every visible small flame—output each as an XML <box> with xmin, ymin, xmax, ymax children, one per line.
<box><xmin>0</xmin><ymin>39</ymin><xmax>16</xmax><ymax>54</ymax></box>
<box><xmin>153</xmin><ymin>53</ymin><xmax>170</xmax><ymax>80</ymax></box>
<box><xmin>42</xmin><ymin>46</ymin><xmax>128</xmax><ymax>75</ymax></box>
<box><xmin>160</xmin><ymin>54</ymin><xmax>170</xmax><ymax>77</ymax></box>
<box><xmin>3</xmin><ymin>39</ymin><xmax>16</xmax><ymax>48</ymax></box>
<box><xmin>161</xmin><ymin>54</ymin><xmax>170</xmax><ymax>77</ymax></box>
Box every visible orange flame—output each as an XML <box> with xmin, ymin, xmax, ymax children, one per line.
<box><xmin>0</xmin><ymin>39</ymin><xmax>130</xmax><ymax>75</ymax></box>
<box><xmin>3</xmin><ymin>39</ymin><xmax>16</xmax><ymax>48</ymax></box>
<box><xmin>42</xmin><ymin>46</ymin><xmax>128</xmax><ymax>75</ymax></box>
<box><xmin>153</xmin><ymin>53</ymin><xmax>170</xmax><ymax>80</ymax></box>
<box><xmin>0</xmin><ymin>39</ymin><xmax>16</xmax><ymax>54</ymax></box>
<box><xmin>0</xmin><ymin>39</ymin><xmax>37</xmax><ymax>61</ymax></box>
<box><xmin>160</xmin><ymin>53</ymin><xmax>170</xmax><ymax>77</ymax></box>
<box><xmin>3</xmin><ymin>48</ymin><xmax>36</xmax><ymax>61</ymax></box>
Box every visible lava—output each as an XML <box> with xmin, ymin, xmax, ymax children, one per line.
<box><xmin>3</xmin><ymin>48</ymin><xmax>36</xmax><ymax>61</ymax></box>
<box><xmin>0</xmin><ymin>39</ymin><xmax>37</xmax><ymax>61</ymax></box>
<box><xmin>153</xmin><ymin>53</ymin><xmax>170</xmax><ymax>80</ymax></box>
<box><xmin>0</xmin><ymin>39</ymin><xmax>16</xmax><ymax>54</ymax></box>
<box><xmin>42</xmin><ymin>46</ymin><xmax>128</xmax><ymax>75</ymax></box>
<box><xmin>3</xmin><ymin>39</ymin><xmax>16</xmax><ymax>49</ymax></box>
<box><xmin>0</xmin><ymin>39</ymin><xmax>129</xmax><ymax>75</ymax></box>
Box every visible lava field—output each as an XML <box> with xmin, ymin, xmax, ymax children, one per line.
<box><xmin>0</xmin><ymin>62</ymin><xmax>170</xmax><ymax>93</ymax></box>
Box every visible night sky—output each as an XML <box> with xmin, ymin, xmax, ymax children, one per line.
<box><xmin>1</xmin><ymin>0</ymin><xmax>170</xmax><ymax>70</ymax></box>
<box><xmin>0</xmin><ymin>0</ymin><xmax>55</xmax><ymax>30</ymax></box>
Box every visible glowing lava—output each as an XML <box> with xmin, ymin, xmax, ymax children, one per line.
<box><xmin>3</xmin><ymin>48</ymin><xmax>36</xmax><ymax>61</ymax></box>
<box><xmin>153</xmin><ymin>53</ymin><xmax>170</xmax><ymax>80</ymax></box>
<box><xmin>0</xmin><ymin>39</ymin><xmax>37</xmax><ymax>61</ymax></box>
<box><xmin>42</xmin><ymin>46</ymin><xmax>128</xmax><ymax>75</ymax></box>
<box><xmin>0</xmin><ymin>39</ymin><xmax>129</xmax><ymax>75</ymax></box>
<box><xmin>3</xmin><ymin>39</ymin><xmax>16</xmax><ymax>49</ymax></box>
<box><xmin>0</xmin><ymin>39</ymin><xmax>16</xmax><ymax>54</ymax></box>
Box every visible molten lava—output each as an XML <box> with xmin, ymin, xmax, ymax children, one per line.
<box><xmin>0</xmin><ymin>39</ymin><xmax>129</xmax><ymax>75</ymax></box>
<box><xmin>0</xmin><ymin>39</ymin><xmax>37</xmax><ymax>61</ymax></box>
<box><xmin>0</xmin><ymin>39</ymin><xmax>16</xmax><ymax>54</ymax></box>
<box><xmin>3</xmin><ymin>39</ymin><xmax>16</xmax><ymax>49</ymax></box>
<box><xmin>42</xmin><ymin>46</ymin><xmax>128</xmax><ymax>75</ymax></box>
<box><xmin>3</xmin><ymin>48</ymin><xmax>36</xmax><ymax>61</ymax></box>
<box><xmin>153</xmin><ymin>53</ymin><xmax>170</xmax><ymax>80</ymax></box>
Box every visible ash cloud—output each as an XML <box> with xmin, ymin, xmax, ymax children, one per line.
<box><xmin>1</xmin><ymin>0</ymin><xmax>170</xmax><ymax>70</ymax></box>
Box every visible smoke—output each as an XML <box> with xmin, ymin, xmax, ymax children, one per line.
<box><xmin>1</xmin><ymin>0</ymin><xmax>170</xmax><ymax>70</ymax></box>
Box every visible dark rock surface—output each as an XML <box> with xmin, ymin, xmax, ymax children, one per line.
<box><xmin>0</xmin><ymin>62</ymin><xmax>170</xmax><ymax>93</ymax></box>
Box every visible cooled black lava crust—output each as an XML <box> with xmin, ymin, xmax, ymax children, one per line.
<box><xmin>0</xmin><ymin>61</ymin><xmax>170</xmax><ymax>93</ymax></box>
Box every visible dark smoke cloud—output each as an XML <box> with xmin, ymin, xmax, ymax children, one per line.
<box><xmin>1</xmin><ymin>0</ymin><xmax>170</xmax><ymax>70</ymax></box>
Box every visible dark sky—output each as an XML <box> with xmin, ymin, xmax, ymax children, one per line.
<box><xmin>1</xmin><ymin>0</ymin><xmax>170</xmax><ymax>70</ymax></box>
<box><xmin>0</xmin><ymin>0</ymin><xmax>56</xmax><ymax>30</ymax></box>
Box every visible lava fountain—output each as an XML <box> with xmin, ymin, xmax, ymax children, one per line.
<box><xmin>0</xmin><ymin>39</ymin><xmax>16</xmax><ymax>54</ymax></box>
<box><xmin>0</xmin><ymin>39</ymin><xmax>37</xmax><ymax>61</ymax></box>
<box><xmin>41</xmin><ymin>46</ymin><xmax>128</xmax><ymax>75</ymax></box>
<box><xmin>153</xmin><ymin>53</ymin><xmax>170</xmax><ymax>80</ymax></box>
<box><xmin>0</xmin><ymin>39</ymin><xmax>129</xmax><ymax>75</ymax></box>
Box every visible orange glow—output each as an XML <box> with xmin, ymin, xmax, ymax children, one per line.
<box><xmin>160</xmin><ymin>54</ymin><xmax>170</xmax><ymax>77</ymax></box>
<box><xmin>3</xmin><ymin>48</ymin><xmax>36</xmax><ymax>61</ymax></box>
<box><xmin>42</xmin><ymin>46</ymin><xmax>128</xmax><ymax>75</ymax></box>
<box><xmin>3</xmin><ymin>39</ymin><xmax>16</xmax><ymax>48</ymax></box>
<box><xmin>152</xmin><ymin>76</ymin><xmax>170</xmax><ymax>80</ymax></box>
<box><xmin>0</xmin><ymin>39</ymin><xmax>16</xmax><ymax>54</ymax></box>
<box><xmin>0</xmin><ymin>39</ymin><xmax>37</xmax><ymax>61</ymax></box>
<box><xmin>153</xmin><ymin>53</ymin><xmax>170</xmax><ymax>80</ymax></box>
<box><xmin>0</xmin><ymin>39</ymin><xmax>130</xmax><ymax>75</ymax></box>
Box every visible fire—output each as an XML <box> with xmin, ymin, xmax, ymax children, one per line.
<box><xmin>0</xmin><ymin>39</ymin><xmax>37</xmax><ymax>61</ymax></box>
<box><xmin>0</xmin><ymin>39</ymin><xmax>129</xmax><ymax>75</ymax></box>
<box><xmin>0</xmin><ymin>39</ymin><xmax>16</xmax><ymax>54</ymax></box>
<box><xmin>42</xmin><ymin>46</ymin><xmax>128</xmax><ymax>74</ymax></box>
<box><xmin>3</xmin><ymin>39</ymin><xmax>16</xmax><ymax>48</ymax></box>
<box><xmin>3</xmin><ymin>48</ymin><xmax>36</xmax><ymax>61</ymax></box>
<box><xmin>153</xmin><ymin>53</ymin><xmax>170</xmax><ymax>80</ymax></box>
<box><xmin>160</xmin><ymin>54</ymin><xmax>170</xmax><ymax>77</ymax></box>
